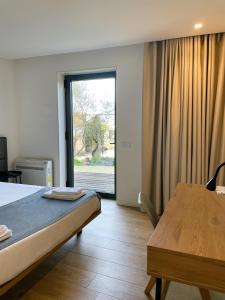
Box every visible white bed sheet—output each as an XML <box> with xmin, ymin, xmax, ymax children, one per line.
<box><xmin>0</xmin><ymin>182</ymin><xmax>100</xmax><ymax>286</ymax></box>
<box><xmin>0</xmin><ymin>182</ymin><xmax>42</xmax><ymax>206</ymax></box>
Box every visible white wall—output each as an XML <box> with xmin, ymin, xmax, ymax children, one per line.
<box><xmin>0</xmin><ymin>59</ymin><xmax>19</xmax><ymax>168</ymax></box>
<box><xmin>15</xmin><ymin>44</ymin><xmax>144</xmax><ymax>206</ymax></box>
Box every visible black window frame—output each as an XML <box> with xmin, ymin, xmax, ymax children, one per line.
<box><xmin>64</xmin><ymin>71</ymin><xmax>117</xmax><ymax>199</ymax></box>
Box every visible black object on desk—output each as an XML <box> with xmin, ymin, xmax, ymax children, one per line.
<box><xmin>0</xmin><ymin>137</ymin><xmax>22</xmax><ymax>183</ymax></box>
<box><xmin>206</xmin><ymin>161</ymin><xmax>225</xmax><ymax>191</ymax></box>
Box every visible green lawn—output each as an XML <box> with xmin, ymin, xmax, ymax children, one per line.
<box><xmin>74</xmin><ymin>165</ymin><xmax>114</xmax><ymax>174</ymax></box>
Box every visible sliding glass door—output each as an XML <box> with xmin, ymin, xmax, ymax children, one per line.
<box><xmin>64</xmin><ymin>72</ymin><xmax>116</xmax><ymax>199</ymax></box>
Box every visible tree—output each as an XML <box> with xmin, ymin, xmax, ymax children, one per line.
<box><xmin>73</xmin><ymin>81</ymin><xmax>95</xmax><ymax>116</ymax></box>
<box><xmin>83</xmin><ymin>115</ymin><xmax>108</xmax><ymax>157</ymax></box>
<box><xmin>72</xmin><ymin>81</ymin><xmax>110</xmax><ymax>158</ymax></box>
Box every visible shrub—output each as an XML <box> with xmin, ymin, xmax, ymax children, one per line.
<box><xmin>74</xmin><ymin>159</ymin><xmax>83</xmax><ymax>166</ymax></box>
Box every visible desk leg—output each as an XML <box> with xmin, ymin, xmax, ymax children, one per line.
<box><xmin>199</xmin><ymin>288</ymin><xmax>211</xmax><ymax>300</ymax></box>
<box><xmin>155</xmin><ymin>278</ymin><xmax>162</xmax><ymax>300</ymax></box>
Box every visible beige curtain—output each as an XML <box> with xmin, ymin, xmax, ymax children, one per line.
<box><xmin>142</xmin><ymin>33</ymin><xmax>225</xmax><ymax>216</ymax></box>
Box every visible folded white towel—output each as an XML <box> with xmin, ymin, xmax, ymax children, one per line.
<box><xmin>43</xmin><ymin>190</ymin><xmax>85</xmax><ymax>201</ymax></box>
<box><xmin>0</xmin><ymin>225</ymin><xmax>12</xmax><ymax>242</ymax></box>
<box><xmin>0</xmin><ymin>225</ymin><xmax>8</xmax><ymax>237</ymax></box>
<box><xmin>50</xmin><ymin>187</ymin><xmax>82</xmax><ymax>195</ymax></box>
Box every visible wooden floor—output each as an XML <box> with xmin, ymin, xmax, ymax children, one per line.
<box><xmin>0</xmin><ymin>199</ymin><xmax>152</xmax><ymax>300</ymax></box>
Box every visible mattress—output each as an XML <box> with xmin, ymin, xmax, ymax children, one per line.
<box><xmin>0</xmin><ymin>182</ymin><xmax>100</xmax><ymax>286</ymax></box>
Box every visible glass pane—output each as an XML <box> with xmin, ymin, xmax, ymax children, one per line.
<box><xmin>72</xmin><ymin>77</ymin><xmax>115</xmax><ymax>195</ymax></box>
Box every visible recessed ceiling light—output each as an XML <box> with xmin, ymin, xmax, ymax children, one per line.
<box><xmin>194</xmin><ymin>23</ymin><xmax>203</xmax><ymax>29</ymax></box>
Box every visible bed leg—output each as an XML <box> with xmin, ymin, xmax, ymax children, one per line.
<box><xmin>77</xmin><ymin>230</ymin><xmax>83</xmax><ymax>237</ymax></box>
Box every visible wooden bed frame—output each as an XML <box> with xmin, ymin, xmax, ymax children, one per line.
<box><xmin>0</xmin><ymin>209</ymin><xmax>101</xmax><ymax>296</ymax></box>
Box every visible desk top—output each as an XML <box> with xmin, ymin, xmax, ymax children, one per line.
<box><xmin>148</xmin><ymin>183</ymin><xmax>225</xmax><ymax>264</ymax></box>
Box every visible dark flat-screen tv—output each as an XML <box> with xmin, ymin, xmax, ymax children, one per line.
<box><xmin>0</xmin><ymin>137</ymin><xmax>7</xmax><ymax>172</ymax></box>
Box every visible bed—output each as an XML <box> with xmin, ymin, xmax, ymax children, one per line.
<box><xmin>0</xmin><ymin>182</ymin><xmax>101</xmax><ymax>295</ymax></box>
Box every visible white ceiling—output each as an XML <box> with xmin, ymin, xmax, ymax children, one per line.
<box><xmin>0</xmin><ymin>0</ymin><xmax>225</xmax><ymax>60</ymax></box>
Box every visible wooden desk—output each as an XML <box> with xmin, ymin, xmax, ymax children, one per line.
<box><xmin>147</xmin><ymin>183</ymin><xmax>225</xmax><ymax>300</ymax></box>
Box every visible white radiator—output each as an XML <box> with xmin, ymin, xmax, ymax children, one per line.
<box><xmin>15</xmin><ymin>158</ymin><xmax>53</xmax><ymax>187</ymax></box>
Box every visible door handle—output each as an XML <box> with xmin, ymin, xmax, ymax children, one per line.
<box><xmin>110</xmin><ymin>142</ymin><xmax>115</xmax><ymax>145</ymax></box>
